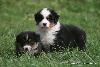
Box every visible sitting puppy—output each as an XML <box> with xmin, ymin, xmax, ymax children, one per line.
<box><xmin>34</xmin><ymin>8</ymin><xmax>87</xmax><ymax>52</ymax></box>
<box><xmin>15</xmin><ymin>31</ymin><xmax>42</xmax><ymax>57</ymax></box>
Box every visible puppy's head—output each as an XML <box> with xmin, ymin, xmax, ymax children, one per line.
<box><xmin>34</xmin><ymin>8</ymin><xmax>60</xmax><ymax>29</ymax></box>
<box><xmin>15</xmin><ymin>31</ymin><xmax>41</xmax><ymax>56</ymax></box>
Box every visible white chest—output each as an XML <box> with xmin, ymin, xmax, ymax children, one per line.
<box><xmin>36</xmin><ymin>22</ymin><xmax>60</xmax><ymax>45</ymax></box>
<box><xmin>40</xmin><ymin>31</ymin><xmax>56</xmax><ymax>45</ymax></box>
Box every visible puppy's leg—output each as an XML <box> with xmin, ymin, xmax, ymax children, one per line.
<box><xmin>76</xmin><ymin>34</ymin><xmax>87</xmax><ymax>52</ymax></box>
<box><xmin>15</xmin><ymin>43</ymin><xmax>24</xmax><ymax>57</ymax></box>
<box><xmin>34</xmin><ymin>43</ymin><xmax>42</xmax><ymax>57</ymax></box>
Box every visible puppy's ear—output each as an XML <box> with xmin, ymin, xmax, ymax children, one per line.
<box><xmin>15</xmin><ymin>34</ymin><xmax>23</xmax><ymax>57</ymax></box>
<box><xmin>34</xmin><ymin>13</ymin><xmax>39</xmax><ymax>22</ymax></box>
<box><xmin>51</xmin><ymin>10</ymin><xmax>60</xmax><ymax>23</ymax></box>
<box><xmin>16</xmin><ymin>34</ymin><xmax>20</xmax><ymax>43</ymax></box>
<box><xmin>34</xmin><ymin>12</ymin><xmax>43</xmax><ymax>25</ymax></box>
<box><xmin>34</xmin><ymin>9</ymin><xmax>43</xmax><ymax>23</ymax></box>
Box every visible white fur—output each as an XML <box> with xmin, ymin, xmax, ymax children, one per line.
<box><xmin>36</xmin><ymin>8</ymin><xmax>60</xmax><ymax>48</ymax></box>
<box><xmin>23</xmin><ymin>45</ymin><xmax>31</xmax><ymax>51</ymax></box>
<box><xmin>23</xmin><ymin>43</ymin><xmax>39</xmax><ymax>54</ymax></box>
<box><xmin>40</xmin><ymin>8</ymin><xmax>50</xmax><ymax>17</ymax></box>
<box><xmin>38</xmin><ymin>8</ymin><xmax>51</xmax><ymax>28</ymax></box>
<box><xmin>36</xmin><ymin>22</ymin><xmax>60</xmax><ymax>46</ymax></box>
<box><xmin>38</xmin><ymin>18</ymin><xmax>50</xmax><ymax>28</ymax></box>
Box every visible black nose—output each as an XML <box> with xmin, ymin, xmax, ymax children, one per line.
<box><xmin>24</xmin><ymin>48</ymin><xmax>28</xmax><ymax>51</ymax></box>
<box><xmin>43</xmin><ymin>23</ymin><xmax>47</xmax><ymax>26</ymax></box>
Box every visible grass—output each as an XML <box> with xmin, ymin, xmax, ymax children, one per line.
<box><xmin>0</xmin><ymin>0</ymin><xmax>100</xmax><ymax>67</ymax></box>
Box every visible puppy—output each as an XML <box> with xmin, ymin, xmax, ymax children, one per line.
<box><xmin>34</xmin><ymin>8</ymin><xmax>87</xmax><ymax>52</ymax></box>
<box><xmin>15</xmin><ymin>31</ymin><xmax>42</xmax><ymax>57</ymax></box>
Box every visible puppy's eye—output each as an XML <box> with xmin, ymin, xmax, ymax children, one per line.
<box><xmin>47</xmin><ymin>18</ymin><xmax>50</xmax><ymax>20</ymax></box>
<box><xmin>46</xmin><ymin>16</ymin><xmax>50</xmax><ymax>20</ymax></box>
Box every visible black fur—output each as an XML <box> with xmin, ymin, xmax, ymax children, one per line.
<box><xmin>34</xmin><ymin>13</ymin><xmax>43</xmax><ymax>25</ymax></box>
<box><xmin>34</xmin><ymin>8</ymin><xmax>59</xmax><ymax>25</ymax></box>
<box><xmin>15</xmin><ymin>31</ymin><xmax>42</xmax><ymax>57</ymax></box>
<box><xmin>47</xmin><ymin>8</ymin><xmax>60</xmax><ymax>23</ymax></box>
<box><xmin>34</xmin><ymin>8</ymin><xmax>87</xmax><ymax>52</ymax></box>
<box><xmin>34</xmin><ymin>9</ymin><xmax>43</xmax><ymax>25</ymax></box>
<box><xmin>50</xmin><ymin>24</ymin><xmax>87</xmax><ymax>52</ymax></box>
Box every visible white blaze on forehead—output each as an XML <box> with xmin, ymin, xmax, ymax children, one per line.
<box><xmin>40</xmin><ymin>8</ymin><xmax>50</xmax><ymax>18</ymax></box>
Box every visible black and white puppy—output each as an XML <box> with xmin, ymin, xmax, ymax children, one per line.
<box><xmin>34</xmin><ymin>8</ymin><xmax>87</xmax><ymax>52</ymax></box>
<box><xmin>15</xmin><ymin>31</ymin><xmax>42</xmax><ymax>57</ymax></box>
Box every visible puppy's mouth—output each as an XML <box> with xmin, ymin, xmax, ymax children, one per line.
<box><xmin>41</xmin><ymin>26</ymin><xmax>49</xmax><ymax>29</ymax></box>
<box><xmin>24</xmin><ymin>47</ymin><xmax>38</xmax><ymax>54</ymax></box>
<box><xmin>41</xmin><ymin>24</ymin><xmax>55</xmax><ymax>29</ymax></box>
<box><xmin>23</xmin><ymin>43</ymin><xmax>39</xmax><ymax>54</ymax></box>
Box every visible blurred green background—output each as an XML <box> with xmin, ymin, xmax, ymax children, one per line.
<box><xmin>0</xmin><ymin>0</ymin><xmax>100</xmax><ymax>67</ymax></box>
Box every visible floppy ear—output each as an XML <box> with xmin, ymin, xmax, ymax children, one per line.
<box><xmin>34</xmin><ymin>12</ymin><xmax>43</xmax><ymax>25</ymax></box>
<box><xmin>15</xmin><ymin>34</ymin><xmax>23</xmax><ymax>57</ymax></box>
<box><xmin>16</xmin><ymin>34</ymin><xmax>20</xmax><ymax>43</ymax></box>
<box><xmin>34</xmin><ymin>12</ymin><xmax>39</xmax><ymax>22</ymax></box>
<box><xmin>34</xmin><ymin>9</ymin><xmax>43</xmax><ymax>23</ymax></box>
<box><xmin>51</xmin><ymin>10</ymin><xmax>60</xmax><ymax>23</ymax></box>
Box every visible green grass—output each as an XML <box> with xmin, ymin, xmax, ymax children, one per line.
<box><xmin>0</xmin><ymin>0</ymin><xmax>100</xmax><ymax>67</ymax></box>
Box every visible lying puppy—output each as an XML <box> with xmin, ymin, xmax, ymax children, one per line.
<box><xmin>15</xmin><ymin>31</ymin><xmax>42</xmax><ymax>57</ymax></box>
<box><xmin>34</xmin><ymin>8</ymin><xmax>87</xmax><ymax>52</ymax></box>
